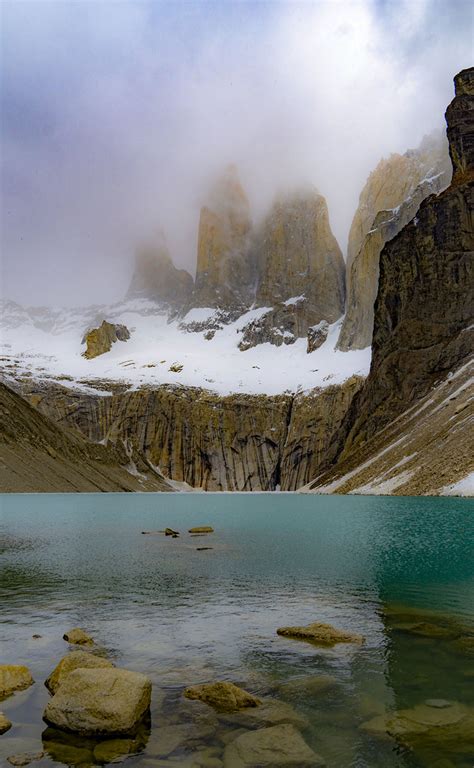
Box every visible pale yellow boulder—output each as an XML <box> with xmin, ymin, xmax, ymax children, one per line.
<box><xmin>63</xmin><ymin>628</ymin><xmax>94</xmax><ymax>646</ymax></box>
<box><xmin>277</xmin><ymin>621</ymin><xmax>364</xmax><ymax>646</ymax></box>
<box><xmin>45</xmin><ymin>650</ymin><xmax>114</xmax><ymax>693</ymax></box>
<box><xmin>184</xmin><ymin>681</ymin><xmax>260</xmax><ymax>713</ymax></box>
<box><xmin>0</xmin><ymin>665</ymin><xmax>34</xmax><ymax>700</ymax></box>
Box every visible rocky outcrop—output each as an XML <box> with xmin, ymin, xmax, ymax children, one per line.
<box><xmin>21</xmin><ymin>377</ymin><xmax>361</xmax><ymax>492</ymax></box>
<box><xmin>43</xmin><ymin>667</ymin><xmax>152</xmax><ymax>736</ymax></box>
<box><xmin>338</xmin><ymin>131</ymin><xmax>451</xmax><ymax>351</ymax></box>
<box><xmin>192</xmin><ymin>165</ymin><xmax>255</xmax><ymax>309</ymax></box>
<box><xmin>83</xmin><ymin>320</ymin><xmax>130</xmax><ymax>359</ymax></box>
<box><xmin>127</xmin><ymin>232</ymin><xmax>193</xmax><ymax>306</ymax></box>
<box><xmin>0</xmin><ymin>381</ymin><xmax>173</xmax><ymax>492</ymax></box>
<box><xmin>238</xmin><ymin>300</ymin><xmax>310</xmax><ymax>350</ymax></box>
<box><xmin>306</xmin><ymin>321</ymin><xmax>329</xmax><ymax>353</ymax></box>
<box><xmin>308</xmin><ymin>68</ymin><xmax>474</xmax><ymax>494</ymax></box>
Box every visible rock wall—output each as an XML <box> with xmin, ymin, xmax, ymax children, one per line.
<box><xmin>127</xmin><ymin>234</ymin><xmax>193</xmax><ymax>307</ymax></box>
<box><xmin>338</xmin><ymin>132</ymin><xmax>451</xmax><ymax>351</ymax></box>
<box><xmin>22</xmin><ymin>378</ymin><xmax>362</xmax><ymax>492</ymax></box>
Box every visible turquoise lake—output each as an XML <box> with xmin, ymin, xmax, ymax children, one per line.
<box><xmin>0</xmin><ymin>493</ymin><xmax>473</xmax><ymax>767</ymax></box>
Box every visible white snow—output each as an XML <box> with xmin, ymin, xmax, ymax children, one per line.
<box><xmin>0</xmin><ymin>298</ymin><xmax>371</xmax><ymax>397</ymax></box>
<box><xmin>350</xmin><ymin>469</ymin><xmax>416</xmax><ymax>495</ymax></box>
<box><xmin>440</xmin><ymin>472</ymin><xmax>474</xmax><ymax>497</ymax></box>
<box><xmin>283</xmin><ymin>295</ymin><xmax>305</xmax><ymax>306</ymax></box>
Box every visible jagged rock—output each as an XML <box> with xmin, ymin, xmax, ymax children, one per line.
<box><xmin>338</xmin><ymin>131</ymin><xmax>451</xmax><ymax>351</ymax></box>
<box><xmin>254</xmin><ymin>188</ymin><xmax>345</xmax><ymax>341</ymax></box>
<box><xmin>83</xmin><ymin>320</ymin><xmax>130</xmax><ymax>359</ymax></box>
<box><xmin>45</xmin><ymin>651</ymin><xmax>114</xmax><ymax>694</ymax></box>
<box><xmin>0</xmin><ymin>665</ymin><xmax>34</xmax><ymax>699</ymax></box>
<box><xmin>307</xmin><ymin>321</ymin><xmax>329</xmax><ymax>353</ymax></box>
<box><xmin>0</xmin><ymin>711</ymin><xmax>12</xmax><ymax>734</ymax></box>
<box><xmin>127</xmin><ymin>232</ymin><xmax>193</xmax><ymax>306</ymax></box>
<box><xmin>276</xmin><ymin>621</ymin><xmax>364</xmax><ymax>646</ymax></box>
<box><xmin>192</xmin><ymin>165</ymin><xmax>255</xmax><ymax>309</ymax></box>
<box><xmin>238</xmin><ymin>302</ymin><xmax>306</xmax><ymax>351</ymax></box>
<box><xmin>184</xmin><ymin>682</ymin><xmax>261</xmax><ymax>713</ymax></box>
<box><xmin>63</xmin><ymin>628</ymin><xmax>94</xmax><ymax>646</ymax></box>
<box><xmin>222</xmin><ymin>723</ymin><xmax>325</xmax><ymax>767</ymax></box>
<box><xmin>43</xmin><ymin>667</ymin><xmax>152</xmax><ymax>736</ymax></box>
<box><xmin>334</xmin><ymin>68</ymin><xmax>474</xmax><ymax>456</ymax></box>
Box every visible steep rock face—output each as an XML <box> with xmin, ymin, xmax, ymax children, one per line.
<box><xmin>21</xmin><ymin>378</ymin><xmax>361</xmax><ymax>492</ymax></box>
<box><xmin>127</xmin><ymin>234</ymin><xmax>193</xmax><ymax>307</ymax></box>
<box><xmin>309</xmin><ymin>67</ymin><xmax>474</xmax><ymax>489</ymax></box>
<box><xmin>0</xmin><ymin>381</ymin><xmax>173</xmax><ymax>492</ymax></box>
<box><xmin>338</xmin><ymin>132</ymin><xmax>451</xmax><ymax>351</ymax></box>
<box><xmin>192</xmin><ymin>165</ymin><xmax>255</xmax><ymax>309</ymax></box>
<box><xmin>255</xmin><ymin>188</ymin><xmax>345</xmax><ymax>332</ymax></box>
<box><xmin>83</xmin><ymin>321</ymin><xmax>130</xmax><ymax>359</ymax></box>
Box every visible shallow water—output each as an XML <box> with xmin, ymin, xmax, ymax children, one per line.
<box><xmin>0</xmin><ymin>493</ymin><xmax>473</xmax><ymax>767</ymax></box>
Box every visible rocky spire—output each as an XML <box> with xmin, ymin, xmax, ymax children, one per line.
<box><xmin>127</xmin><ymin>231</ymin><xmax>193</xmax><ymax>307</ymax></box>
<box><xmin>192</xmin><ymin>165</ymin><xmax>255</xmax><ymax>309</ymax></box>
<box><xmin>446</xmin><ymin>67</ymin><xmax>474</xmax><ymax>185</ymax></box>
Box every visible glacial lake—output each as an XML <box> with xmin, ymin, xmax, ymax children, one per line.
<box><xmin>0</xmin><ymin>493</ymin><xmax>473</xmax><ymax>767</ymax></box>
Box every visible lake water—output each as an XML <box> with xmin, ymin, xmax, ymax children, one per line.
<box><xmin>0</xmin><ymin>493</ymin><xmax>473</xmax><ymax>767</ymax></box>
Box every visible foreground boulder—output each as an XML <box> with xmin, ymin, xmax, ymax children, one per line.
<box><xmin>0</xmin><ymin>665</ymin><xmax>34</xmax><ymax>700</ymax></box>
<box><xmin>63</xmin><ymin>628</ymin><xmax>94</xmax><ymax>646</ymax></box>
<box><xmin>83</xmin><ymin>320</ymin><xmax>130</xmax><ymax>359</ymax></box>
<box><xmin>45</xmin><ymin>650</ymin><xmax>114</xmax><ymax>694</ymax></box>
<box><xmin>223</xmin><ymin>723</ymin><xmax>325</xmax><ymax>767</ymax></box>
<box><xmin>43</xmin><ymin>667</ymin><xmax>151</xmax><ymax>736</ymax></box>
<box><xmin>276</xmin><ymin>622</ymin><xmax>364</xmax><ymax>646</ymax></box>
<box><xmin>184</xmin><ymin>682</ymin><xmax>261</xmax><ymax>712</ymax></box>
<box><xmin>0</xmin><ymin>711</ymin><xmax>12</xmax><ymax>734</ymax></box>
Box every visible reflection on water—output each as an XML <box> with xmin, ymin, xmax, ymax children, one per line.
<box><xmin>0</xmin><ymin>493</ymin><xmax>473</xmax><ymax>767</ymax></box>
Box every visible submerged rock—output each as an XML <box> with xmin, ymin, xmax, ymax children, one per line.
<box><xmin>45</xmin><ymin>650</ymin><xmax>114</xmax><ymax>694</ymax></box>
<box><xmin>0</xmin><ymin>711</ymin><xmax>12</xmax><ymax>734</ymax></box>
<box><xmin>218</xmin><ymin>698</ymin><xmax>308</xmax><ymax>730</ymax></box>
<box><xmin>63</xmin><ymin>628</ymin><xmax>94</xmax><ymax>646</ymax></box>
<box><xmin>276</xmin><ymin>622</ymin><xmax>364</xmax><ymax>646</ymax></box>
<box><xmin>276</xmin><ymin>674</ymin><xmax>337</xmax><ymax>697</ymax></box>
<box><xmin>184</xmin><ymin>682</ymin><xmax>261</xmax><ymax>713</ymax></box>
<box><xmin>0</xmin><ymin>665</ymin><xmax>34</xmax><ymax>700</ymax></box>
<box><xmin>7</xmin><ymin>754</ymin><xmax>45</xmax><ymax>767</ymax></box>
<box><xmin>189</xmin><ymin>526</ymin><xmax>214</xmax><ymax>534</ymax></box>
<box><xmin>43</xmin><ymin>667</ymin><xmax>151</xmax><ymax>736</ymax></box>
<box><xmin>222</xmin><ymin>723</ymin><xmax>325</xmax><ymax>767</ymax></box>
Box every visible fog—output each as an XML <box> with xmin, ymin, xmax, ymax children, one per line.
<box><xmin>1</xmin><ymin>0</ymin><xmax>472</xmax><ymax>306</ymax></box>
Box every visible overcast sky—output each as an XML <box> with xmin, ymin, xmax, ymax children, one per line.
<box><xmin>1</xmin><ymin>0</ymin><xmax>472</xmax><ymax>306</ymax></box>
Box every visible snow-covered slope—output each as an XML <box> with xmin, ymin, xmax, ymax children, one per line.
<box><xmin>0</xmin><ymin>298</ymin><xmax>370</xmax><ymax>396</ymax></box>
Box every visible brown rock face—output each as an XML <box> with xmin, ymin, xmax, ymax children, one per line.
<box><xmin>446</xmin><ymin>68</ymin><xmax>474</xmax><ymax>184</ymax></box>
<box><xmin>256</xmin><ymin>188</ymin><xmax>345</xmax><ymax>328</ymax></box>
<box><xmin>193</xmin><ymin>165</ymin><xmax>255</xmax><ymax>309</ymax></box>
<box><xmin>338</xmin><ymin>131</ymin><xmax>451</xmax><ymax>350</ymax></box>
<box><xmin>83</xmin><ymin>321</ymin><xmax>130</xmax><ymax>359</ymax></box>
<box><xmin>127</xmin><ymin>233</ymin><xmax>193</xmax><ymax>306</ymax></box>
<box><xmin>309</xmin><ymin>67</ymin><xmax>474</xmax><ymax>489</ymax></box>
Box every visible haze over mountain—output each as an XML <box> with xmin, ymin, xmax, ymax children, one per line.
<box><xmin>1</xmin><ymin>0</ymin><xmax>472</xmax><ymax>306</ymax></box>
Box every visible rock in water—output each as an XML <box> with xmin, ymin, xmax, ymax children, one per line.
<box><xmin>82</xmin><ymin>320</ymin><xmax>130</xmax><ymax>359</ymax></box>
<box><xmin>276</xmin><ymin>621</ymin><xmax>364</xmax><ymax>646</ymax></box>
<box><xmin>222</xmin><ymin>723</ymin><xmax>325</xmax><ymax>767</ymax></box>
<box><xmin>184</xmin><ymin>681</ymin><xmax>261</xmax><ymax>712</ymax></box>
<box><xmin>338</xmin><ymin>130</ymin><xmax>451</xmax><ymax>351</ymax></box>
<box><xmin>127</xmin><ymin>231</ymin><xmax>193</xmax><ymax>307</ymax></box>
<box><xmin>43</xmin><ymin>667</ymin><xmax>151</xmax><ymax>736</ymax></box>
<box><xmin>0</xmin><ymin>665</ymin><xmax>34</xmax><ymax>699</ymax></box>
<box><xmin>192</xmin><ymin>165</ymin><xmax>255</xmax><ymax>309</ymax></box>
<box><xmin>45</xmin><ymin>650</ymin><xmax>114</xmax><ymax>694</ymax></box>
<box><xmin>0</xmin><ymin>711</ymin><xmax>12</xmax><ymax>734</ymax></box>
<box><xmin>63</xmin><ymin>628</ymin><xmax>94</xmax><ymax>646</ymax></box>
<box><xmin>7</xmin><ymin>754</ymin><xmax>45</xmax><ymax>767</ymax></box>
<box><xmin>189</xmin><ymin>526</ymin><xmax>214</xmax><ymax>534</ymax></box>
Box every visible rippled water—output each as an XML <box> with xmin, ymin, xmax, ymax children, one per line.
<box><xmin>0</xmin><ymin>493</ymin><xmax>473</xmax><ymax>767</ymax></box>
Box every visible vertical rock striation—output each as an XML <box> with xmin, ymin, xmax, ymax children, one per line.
<box><xmin>338</xmin><ymin>131</ymin><xmax>451</xmax><ymax>351</ymax></box>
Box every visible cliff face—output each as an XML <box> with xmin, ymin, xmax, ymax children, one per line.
<box><xmin>309</xmin><ymin>67</ymin><xmax>474</xmax><ymax>491</ymax></box>
<box><xmin>0</xmin><ymin>382</ymin><xmax>173</xmax><ymax>493</ymax></box>
<box><xmin>192</xmin><ymin>165</ymin><xmax>256</xmax><ymax>309</ymax></box>
<box><xmin>127</xmin><ymin>234</ymin><xmax>193</xmax><ymax>307</ymax></box>
<box><xmin>338</xmin><ymin>132</ymin><xmax>451</xmax><ymax>350</ymax></box>
<box><xmin>19</xmin><ymin>378</ymin><xmax>361</xmax><ymax>492</ymax></box>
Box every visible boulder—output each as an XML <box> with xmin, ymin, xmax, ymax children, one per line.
<box><xmin>6</xmin><ymin>755</ymin><xmax>44</xmax><ymax>767</ymax></box>
<box><xmin>83</xmin><ymin>321</ymin><xmax>130</xmax><ymax>359</ymax></box>
<box><xmin>45</xmin><ymin>650</ymin><xmax>114</xmax><ymax>694</ymax></box>
<box><xmin>0</xmin><ymin>711</ymin><xmax>12</xmax><ymax>734</ymax></box>
<box><xmin>276</xmin><ymin>621</ymin><xmax>364</xmax><ymax>646</ymax></box>
<box><xmin>184</xmin><ymin>682</ymin><xmax>260</xmax><ymax>713</ymax></box>
<box><xmin>63</xmin><ymin>628</ymin><xmax>94</xmax><ymax>646</ymax></box>
<box><xmin>43</xmin><ymin>667</ymin><xmax>151</xmax><ymax>736</ymax></box>
<box><xmin>222</xmin><ymin>723</ymin><xmax>325</xmax><ymax>767</ymax></box>
<box><xmin>0</xmin><ymin>665</ymin><xmax>34</xmax><ymax>699</ymax></box>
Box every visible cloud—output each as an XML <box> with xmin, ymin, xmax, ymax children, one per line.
<box><xmin>1</xmin><ymin>0</ymin><xmax>472</xmax><ymax>305</ymax></box>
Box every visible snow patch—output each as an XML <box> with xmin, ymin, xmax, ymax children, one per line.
<box><xmin>440</xmin><ymin>472</ymin><xmax>474</xmax><ymax>497</ymax></box>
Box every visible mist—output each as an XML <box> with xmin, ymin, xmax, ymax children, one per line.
<box><xmin>1</xmin><ymin>0</ymin><xmax>472</xmax><ymax>307</ymax></box>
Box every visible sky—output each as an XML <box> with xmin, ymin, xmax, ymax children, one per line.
<box><xmin>1</xmin><ymin>0</ymin><xmax>472</xmax><ymax>306</ymax></box>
